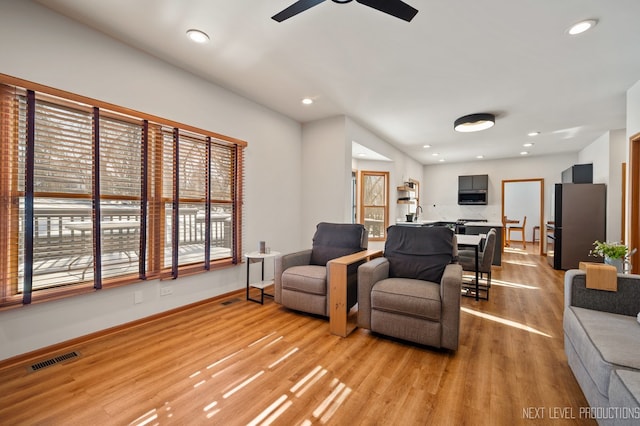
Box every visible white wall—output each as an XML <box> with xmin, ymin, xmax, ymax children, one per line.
<box><xmin>422</xmin><ymin>153</ymin><xmax>577</xmax><ymax>225</ymax></box>
<box><xmin>578</xmin><ymin>133</ymin><xmax>609</xmax><ymax>184</ymax></box>
<box><xmin>301</xmin><ymin>116</ymin><xmax>350</xmax><ymax>245</ymax></box>
<box><xmin>347</xmin><ymin>119</ymin><xmax>423</xmax><ymax>251</ymax></box>
<box><xmin>300</xmin><ymin>116</ymin><xmax>423</xmax><ymax>249</ymax></box>
<box><xmin>609</xmin><ymin>129</ymin><xmax>627</xmax><ymax>242</ymax></box>
<box><xmin>628</xmin><ymin>81</ymin><xmax>640</xmax><ymax>141</ymax></box>
<box><xmin>0</xmin><ymin>1</ymin><xmax>302</xmax><ymax>361</ymax></box>
<box><xmin>578</xmin><ymin>129</ymin><xmax>627</xmax><ymax>242</ymax></box>
<box><xmin>626</xmin><ymin>80</ymin><xmax>640</xmax><ymax>250</ymax></box>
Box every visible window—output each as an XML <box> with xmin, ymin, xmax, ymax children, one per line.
<box><xmin>359</xmin><ymin>171</ymin><xmax>389</xmax><ymax>241</ymax></box>
<box><xmin>0</xmin><ymin>75</ymin><xmax>246</xmax><ymax>308</ymax></box>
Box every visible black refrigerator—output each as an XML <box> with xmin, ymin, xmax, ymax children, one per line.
<box><xmin>548</xmin><ymin>183</ymin><xmax>606</xmax><ymax>270</ymax></box>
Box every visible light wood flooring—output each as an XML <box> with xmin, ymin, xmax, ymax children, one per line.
<box><xmin>0</xmin><ymin>245</ymin><xmax>594</xmax><ymax>425</ymax></box>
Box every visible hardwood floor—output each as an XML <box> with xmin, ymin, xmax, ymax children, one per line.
<box><xmin>0</xmin><ymin>246</ymin><xmax>594</xmax><ymax>425</ymax></box>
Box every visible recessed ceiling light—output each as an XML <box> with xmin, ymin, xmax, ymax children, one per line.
<box><xmin>528</xmin><ymin>131</ymin><xmax>540</xmax><ymax>137</ymax></box>
<box><xmin>423</xmin><ymin>144</ymin><xmax>431</xmax><ymax>149</ymax></box>
<box><xmin>454</xmin><ymin>113</ymin><xmax>495</xmax><ymax>133</ymax></box>
<box><xmin>301</xmin><ymin>98</ymin><xmax>313</xmax><ymax>105</ymax></box>
<box><xmin>567</xmin><ymin>19</ymin><xmax>597</xmax><ymax>36</ymax></box>
<box><xmin>520</xmin><ymin>151</ymin><xmax>529</xmax><ymax>155</ymax></box>
<box><xmin>186</xmin><ymin>29</ymin><xmax>210</xmax><ymax>43</ymax></box>
<box><xmin>476</xmin><ymin>155</ymin><xmax>484</xmax><ymax>159</ymax></box>
<box><xmin>358</xmin><ymin>153</ymin><xmax>366</xmax><ymax>157</ymax></box>
<box><xmin>523</xmin><ymin>143</ymin><xmax>534</xmax><ymax>147</ymax></box>
<box><xmin>438</xmin><ymin>159</ymin><xmax>445</xmax><ymax>162</ymax></box>
<box><xmin>432</xmin><ymin>153</ymin><xmax>439</xmax><ymax>156</ymax></box>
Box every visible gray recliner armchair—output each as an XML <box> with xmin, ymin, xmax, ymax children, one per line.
<box><xmin>275</xmin><ymin>222</ymin><xmax>368</xmax><ymax>317</ymax></box>
<box><xmin>357</xmin><ymin>225</ymin><xmax>463</xmax><ymax>350</ymax></box>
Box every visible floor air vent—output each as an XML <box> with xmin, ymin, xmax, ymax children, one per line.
<box><xmin>29</xmin><ymin>351</ymin><xmax>80</xmax><ymax>372</ymax></box>
<box><xmin>221</xmin><ymin>298</ymin><xmax>241</xmax><ymax>306</ymax></box>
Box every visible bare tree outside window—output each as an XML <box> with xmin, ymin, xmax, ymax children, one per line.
<box><xmin>360</xmin><ymin>171</ymin><xmax>389</xmax><ymax>240</ymax></box>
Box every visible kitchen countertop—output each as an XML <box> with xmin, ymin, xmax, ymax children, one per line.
<box><xmin>395</xmin><ymin>219</ymin><xmax>440</xmax><ymax>226</ymax></box>
<box><xmin>465</xmin><ymin>221</ymin><xmax>503</xmax><ymax>228</ymax></box>
<box><xmin>395</xmin><ymin>220</ymin><xmax>504</xmax><ymax>228</ymax></box>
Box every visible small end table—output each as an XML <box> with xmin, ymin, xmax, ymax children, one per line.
<box><xmin>245</xmin><ymin>251</ymin><xmax>280</xmax><ymax>304</ymax></box>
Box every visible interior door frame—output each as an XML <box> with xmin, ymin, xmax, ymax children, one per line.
<box><xmin>501</xmin><ymin>178</ymin><xmax>545</xmax><ymax>256</ymax></box>
<box><xmin>630</xmin><ymin>133</ymin><xmax>640</xmax><ymax>274</ymax></box>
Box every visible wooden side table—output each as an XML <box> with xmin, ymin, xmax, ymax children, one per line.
<box><xmin>245</xmin><ymin>251</ymin><xmax>280</xmax><ymax>304</ymax></box>
<box><xmin>328</xmin><ymin>249</ymin><xmax>383</xmax><ymax>337</ymax></box>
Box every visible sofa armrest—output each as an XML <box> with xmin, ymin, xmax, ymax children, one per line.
<box><xmin>440</xmin><ymin>263</ymin><xmax>463</xmax><ymax>350</ymax></box>
<box><xmin>357</xmin><ymin>257</ymin><xmax>389</xmax><ymax>329</ymax></box>
<box><xmin>274</xmin><ymin>249</ymin><xmax>312</xmax><ymax>303</ymax></box>
<box><xmin>565</xmin><ymin>269</ymin><xmax>640</xmax><ymax>316</ymax></box>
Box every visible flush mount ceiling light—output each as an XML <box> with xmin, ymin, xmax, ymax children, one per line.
<box><xmin>301</xmin><ymin>98</ymin><xmax>314</xmax><ymax>105</ymax></box>
<box><xmin>186</xmin><ymin>29</ymin><xmax>210</xmax><ymax>43</ymax></box>
<box><xmin>454</xmin><ymin>113</ymin><xmax>495</xmax><ymax>133</ymax></box>
<box><xmin>567</xmin><ymin>19</ymin><xmax>597</xmax><ymax>35</ymax></box>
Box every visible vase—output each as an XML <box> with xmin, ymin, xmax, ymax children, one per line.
<box><xmin>604</xmin><ymin>256</ymin><xmax>623</xmax><ymax>273</ymax></box>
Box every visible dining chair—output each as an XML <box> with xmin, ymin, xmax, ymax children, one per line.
<box><xmin>507</xmin><ymin>216</ymin><xmax>527</xmax><ymax>248</ymax></box>
<box><xmin>459</xmin><ymin>228</ymin><xmax>497</xmax><ymax>300</ymax></box>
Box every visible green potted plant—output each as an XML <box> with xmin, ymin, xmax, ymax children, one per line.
<box><xmin>589</xmin><ymin>240</ymin><xmax>628</xmax><ymax>272</ymax></box>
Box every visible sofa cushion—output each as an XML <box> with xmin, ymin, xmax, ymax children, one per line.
<box><xmin>564</xmin><ymin>306</ymin><xmax>640</xmax><ymax>398</ymax></box>
<box><xmin>282</xmin><ymin>265</ymin><xmax>327</xmax><ymax>295</ymax></box>
<box><xmin>371</xmin><ymin>278</ymin><xmax>441</xmax><ymax>322</ymax></box>
<box><xmin>384</xmin><ymin>226</ymin><xmax>454</xmax><ymax>283</ymax></box>
<box><xmin>309</xmin><ymin>222</ymin><xmax>366</xmax><ymax>266</ymax></box>
<box><xmin>570</xmin><ymin>272</ymin><xmax>640</xmax><ymax>316</ymax></box>
<box><xmin>609</xmin><ymin>369</ymin><xmax>640</xmax><ymax>419</ymax></box>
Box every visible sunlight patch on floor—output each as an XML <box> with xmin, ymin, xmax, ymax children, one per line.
<box><xmin>504</xmin><ymin>247</ymin><xmax>530</xmax><ymax>254</ymax></box>
<box><xmin>130</xmin><ymin>329</ymin><xmax>354</xmax><ymax>425</ymax></box>
<box><xmin>461</xmin><ymin>274</ymin><xmax>539</xmax><ymax>290</ymax></box>
<box><xmin>490</xmin><ymin>278</ymin><xmax>539</xmax><ymax>290</ymax></box>
<box><xmin>503</xmin><ymin>259</ymin><xmax>539</xmax><ymax>267</ymax></box>
<box><xmin>461</xmin><ymin>307</ymin><xmax>552</xmax><ymax>337</ymax></box>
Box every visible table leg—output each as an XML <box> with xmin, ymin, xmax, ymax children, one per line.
<box><xmin>261</xmin><ymin>260</ymin><xmax>265</xmax><ymax>304</ymax></box>
<box><xmin>475</xmin><ymin>245</ymin><xmax>479</xmax><ymax>301</ymax></box>
<box><xmin>246</xmin><ymin>259</ymin><xmax>250</xmax><ymax>301</ymax></box>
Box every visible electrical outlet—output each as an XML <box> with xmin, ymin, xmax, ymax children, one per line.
<box><xmin>134</xmin><ymin>291</ymin><xmax>143</xmax><ymax>304</ymax></box>
<box><xmin>160</xmin><ymin>286</ymin><xmax>173</xmax><ymax>296</ymax></box>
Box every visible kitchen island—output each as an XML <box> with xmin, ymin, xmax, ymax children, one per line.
<box><xmin>395</xmin><ymin>219</ymin><xmax>503</xmax><ymax>266</ymax></box>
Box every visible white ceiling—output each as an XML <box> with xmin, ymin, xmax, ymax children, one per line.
<box><xmin>36</xmin><ymin>0</ymin><xmax>640</xmax><ymax>164</ymax></box>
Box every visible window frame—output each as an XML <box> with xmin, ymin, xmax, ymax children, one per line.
<box><xmin>0</xmin><ymin>73</ymin><xmax>246</xmax><ymax>309</ymax></box>
<box><xmin>359</xmin><ymin>170</ymin><xmax>389</xmax><ymax>241</ymax></box>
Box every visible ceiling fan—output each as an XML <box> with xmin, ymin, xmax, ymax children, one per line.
<box><xmin>272</xmin><ymin>0</ymin><xmax>418</xmax><ymax>23</ymax></box>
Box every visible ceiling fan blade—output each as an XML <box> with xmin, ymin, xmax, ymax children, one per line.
<box><xmin>356</xmin><ymin>0</ymin><xmax>418</xmax><ymax>22</ymax></box>
<box><xmin>272</xmin><ymin>0</ymin><xmax>327</xmax><ymax>22</ymax></box>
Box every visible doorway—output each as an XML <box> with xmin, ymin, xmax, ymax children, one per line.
<box><xmin>501</xmin><ymin>179</ymin><xmax>544</xmax><ymax>256</ymax></box>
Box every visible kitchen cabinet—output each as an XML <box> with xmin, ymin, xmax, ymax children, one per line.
<box><xmin>459</xmin><ymin>174</ymin><xmax>488</xmax><ymax>191</ymax></box>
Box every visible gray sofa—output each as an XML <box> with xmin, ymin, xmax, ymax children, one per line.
<box><xmin>563</xmin><ymin>270</ymin><xmax>640</xmax><ymax>425</ymax></box>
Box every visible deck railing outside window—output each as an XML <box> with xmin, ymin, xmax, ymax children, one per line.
<box><xmin>0</xmin><ymin>75</ymin><xmax>246</xmax><ymax>308</ymax></box>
